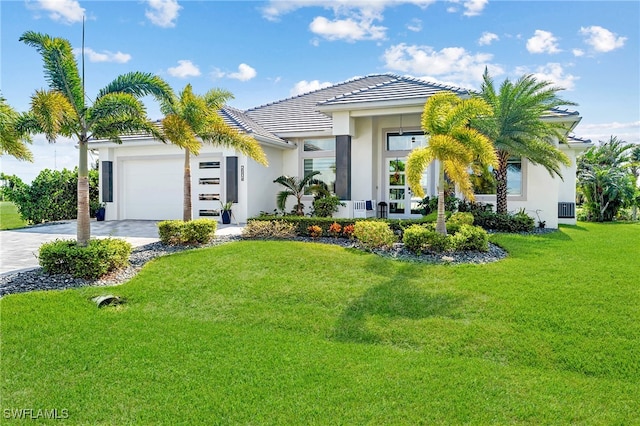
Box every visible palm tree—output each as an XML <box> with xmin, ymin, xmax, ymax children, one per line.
<box><xmin>19</xmin><ymin>31</ymin><xmax>172</xmax><ymax>245</ymax></box>
<box><xmin>629</xmin><ymin>144</ymin><xmax>640</xmax><ymax>220</ymax></box>
<box><xmin>0</xmin><ymin>95</ymin><xmax>33</xmax><ymax>161</ymax></box>
<box><xmin>474</xmin><ymin>69</ymin><xmax>573</xmax><ymax>214</ymax></box>
<box><xmin>406</xmin><ymin>92</ymin><xmax>497</xmax><ymax>235</ymax></box>
<box><xmin>273</xmin><ymin>171</ymin><xmax>326</xmax><ymax>216</ymax></box>
<box><xmin>159</xmin><ymin>84</ymin><xmax>268</xmax><ymax>221</ymax></box>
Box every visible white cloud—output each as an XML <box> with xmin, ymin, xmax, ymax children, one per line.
<box><xmin>146</xmin><ymin>0</ymin><xmax>181</xmax><ymax>28</ymax></box>
<box><xmin>309</xmin><ymin>15</ymin><xmax>386</xmax><ymax>42</ymax></box>
<box><xmin>575</xmin><ymin>121</ymin><xmax>640</xmax><ymax>145</ymax></box>
<box><xmin>462</xmin><ymin>0</ymin><xmax>488</xmax><ymax>17</ymax></box>
<box><xmin>261</xmin><ymin>1</ymin><xmax>437</xmax><ymax>21</ymax></box>
<box><xmin>579</xmin><ymin>26</ymin><xmax>626</xmax><ymax>53</ymax></box>
<box><xmin>75</xmin><ymin>48</ymin><xmax>131</xmax><ymax>64</ymax></box>
<box><xmin>228</xmin><ymin>64</ymin><xmax>257</xmax><ymax>82</ymax></box>
<box><xmin>515</xmin><ymin>63</ymin><xmax>578</xmax><ymax>91</ymax></box>
<box><xmin>34</xmin><ymin>0</ymin><xmax>85</xmax><ymax>24</ymax></box>
<box><xmin>526</xmin><ymin>30</ymin><xmax>561</xmax><ymax>54</ymax></box>
<box><xmin>572</xmin><ymin>48</ymin><xmax>585</xmax><ymax>57</ymax></box>
<box><xmin>290</xmin><ymin>80</ymin><xmax>333</xmax><ymax>97</ymax></box>
<box><xmin>382</xmin><ymin>43</ymin><xmax>504</xmax><ymax>89</ymax></box>
<box><xmin>167</xmin><ymin>60</ymin><xmax>201</xmax><ymax>78</ymax></box>
<box><xmin>407</xmin><ymin>18</ymin><xmax>422</xmax><ymax>32</ymax></box>
<box><xmin>478</xmin><ymin>31</ymin><xmax>498</xmax><ymax>46</ymax></box>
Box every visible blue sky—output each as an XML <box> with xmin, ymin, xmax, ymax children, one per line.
<box><xmin>1</xmin><ymin>0</ymin><xmax>639</xmax><ymax>182</ymax></box>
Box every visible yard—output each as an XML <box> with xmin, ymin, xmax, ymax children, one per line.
<box><xmin>0</xmin><ymin>201</ymin><xmax>26</xmax><ymax>230</ymax></box>
<box><xmin>1</xmin><ymin>222</ymin><xmax>638</xmax><ymax>424</ymax></box>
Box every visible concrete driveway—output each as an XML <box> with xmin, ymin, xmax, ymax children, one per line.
<box><xmin>0</xmin><ymin>220</ymin><xmax>243</xmax><ymax>275</ymax></box>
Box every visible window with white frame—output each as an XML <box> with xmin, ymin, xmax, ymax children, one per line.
<box><xmin>301</xmin><ymin>138</ymin><xmax>336</xmax><ymax>194</ymax></box>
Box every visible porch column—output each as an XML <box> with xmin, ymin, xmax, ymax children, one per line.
<box><xmin>335</xmin><ymin>135</ymin><xmax>351</xmax><ymax>200</ymax></box>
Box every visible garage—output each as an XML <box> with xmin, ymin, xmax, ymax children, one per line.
<box><xmin>119</xmin><ymin>157</ymin><xmax>184</xmax><ymax>220</ymax></box>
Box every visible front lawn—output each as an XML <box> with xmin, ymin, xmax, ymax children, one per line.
<box><xmin>0</xmin><ymin>201</ymin><xmax>26</xmax><ymax>230</ymax></box>
<box><xmin>1</xmin><ymin>223</ymin><xmax>638</xmax><ymax>424</ymax></box>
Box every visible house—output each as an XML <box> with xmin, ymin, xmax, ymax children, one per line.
<box><xmin>90</xmin><ymin>73</ymin><xmax>592</xmax><ymax>228</ymax></box>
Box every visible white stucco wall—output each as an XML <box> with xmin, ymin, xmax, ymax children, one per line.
<box><xmin>246</xmin><ymin>145</ymin><xmax>284</xmax><ymax>220</ymax></box>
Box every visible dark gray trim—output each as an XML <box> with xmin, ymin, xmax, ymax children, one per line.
<box><xmin>101</xmin><ymin>161</ymin><xmax>113</xmax><ymax>203</ymax></box>
<box><xmin>335</xmin><ymin>135</ymin><xmax>351</xmax><ymax>200</ymax></box>
<box><xmin>226</xmin><ymin>156</ymin><xmax>238</xmax><ymax>203</ymax></box>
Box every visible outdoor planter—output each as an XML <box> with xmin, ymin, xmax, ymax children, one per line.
<box><xmin>221</xmin><ymin>210</ymin><xmax>231</xmax><ymax>224</ymax></box>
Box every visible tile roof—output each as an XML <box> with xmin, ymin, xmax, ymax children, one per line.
<box><xmin>219</xmin><ymin>106</ymin><xmax>290</xmax><ymax>147</ymax></box>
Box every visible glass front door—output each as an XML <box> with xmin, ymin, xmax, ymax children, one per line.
<box><xmin>386</xmin><ymin>158</ymin><xmax>428</xmax><ymax>218</ymax></box>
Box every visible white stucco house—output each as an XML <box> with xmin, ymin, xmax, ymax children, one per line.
<box><xmin>90</xmin><ymin>73</ymin><xmax>592</xmax><ymax>228</ymax></box>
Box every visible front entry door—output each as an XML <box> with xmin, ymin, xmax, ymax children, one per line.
<box><xmin>386</xmin><ymin>158</ymin><xmax>427</xmax><ymax>218</ymax></box>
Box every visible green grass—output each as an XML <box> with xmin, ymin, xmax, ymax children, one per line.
<box><xmin>0</xmin><ymin>201</ymin><xmax>26</xmax><ymax>230</ymax></box>
<box><xmin>1</xmin><ymin>223</ymin><xmax>639</xmax><ymax>424</ymax></box>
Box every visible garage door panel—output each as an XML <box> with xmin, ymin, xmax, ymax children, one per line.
<box><xmin>121</xmin><ymin>158</ymin><xmax>183</xmax><ymax>220</ymax></box>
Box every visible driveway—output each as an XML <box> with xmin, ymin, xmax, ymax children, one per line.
<box><xmin>0</xmin><ymin>220</ymin><xmax>243</xmax><ymax>275</ymax></box>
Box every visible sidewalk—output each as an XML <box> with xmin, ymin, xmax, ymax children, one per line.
<box><xmin>0</xmin><ymin>220</ymin><xmax>243</xmax><ymax>275</ymax></box>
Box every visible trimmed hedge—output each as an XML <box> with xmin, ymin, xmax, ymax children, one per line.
<box><xmin>473</xmin><ymin>211</ymin><xmax>535</xmax><ymax>233</ymax></box>
<box><xmin>39</xmin><ymin>238</ymin><xmax>131</xmax><ymax>279</ymax></box>
<box><xmin>158</xmin><ymin>219</ymin><xmax>217</xmax><ymax>245</ymax></box>
<box><xmin>242</xmin><ymin>220</ymin><xmax>297</xmax><ymax>239</ymax></box>
<box><xmin>353</xmin><ymin>221</ymin><xmax>397</xmax><ymax>249</ymax></box>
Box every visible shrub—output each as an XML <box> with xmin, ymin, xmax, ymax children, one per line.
<box><xmin>242</xmin><ymin>220</ymin><xmax>297</xmax><ymax>239</ymax></box>
<box><xmin>39</xmin><ymin>238</ymin><xmax>131</xmax><ymax>279</ymax></box>
<box><xmin>353</xmin><ymin>221</ymin><xmax>397</xmax><ymax>250</ymax></box>
<box><xmin>473</xmin><ymin>210</ymin><xmax>535</xmax><ymax>232</ymax></box>
<box><xmin>312</xmin><ymin>196</ymin><xmax>345</xmax><ymax>218</ymax></box>
<box><xmin>328</xmin><ymin>222</ymin><xmax>342</xmax><ymax>238</ymax></box>
<box><xmin>158</xmin><ymin>219</ymin><xmax>217</xmax><ymax>245</ymax></box>
<box><xmin>402</xmin><ymin>225</ymin><xmax>431</xmax><ymax>253</ymax></box>
<box><xmin>2</xmin><ymin>168</ymin><xmax>100</xmax><ymax>224</ymax></box>
<box><xmin>423</xmin><ymin>231</ymin><xmax>450</xmax><ymax>252</ymax></box>
<box><xmin>308</xmin><ymin>225</ymin><xmax>323</xmax><ymax>238</ymax></box>
<box><xmin>342</xmin><ymin>224</ymin><xmax>355</xmax><ymax>239</ymax></box>
<box><xmin>449</xmin><ymin>212</ymin><xmax>474</xmax><ymax>226</ymax></box>
<box><xmin>449</xmin><ymin>225</ymin><xmax>489</xmax><ymax>252</ymax></box>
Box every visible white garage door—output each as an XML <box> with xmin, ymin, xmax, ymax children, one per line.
<box><xmin>120</xmin><ymin>158</ymin><xmax>183</xmax><ymax>220</ymax></box>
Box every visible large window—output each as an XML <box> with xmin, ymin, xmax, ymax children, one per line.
<box><xmin>302</xmin><ymin>138</ymin><xmax>336</xmax><ymax>193</ymax></box>
<box><xmin>472</xmin><ymin>157</ymin><xmax>523</xmax><ymax>196</ymax></box>
<box><xmin>387</xmin><ymin>132</ymin><xmax>428</xmax><ymax>151</ymax></box>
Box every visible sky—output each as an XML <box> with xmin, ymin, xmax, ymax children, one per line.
<box><xmin>1</xmin><ymin>0</ymin><xmax>639</xmax><ymax>183</ymax></box>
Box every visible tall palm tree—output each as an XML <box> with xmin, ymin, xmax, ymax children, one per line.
<box><xmin>629</xmin><ymin>144</ymin><xmax>640</xmax><ymax>220</ymax></box>
<box><xmin>273</xmin><ymin>171</ymin><xmax>327</xmax><ymax>216</ymax></box>
<box><xmin>19</xmin><ymin>31</ymin><xmax>171</xmax><ymax>245</ymax></box>
<box><xmin>159</xmin><ymin>84</ymin><xmax>268</xmax><ymax>221</ymax></box>
<box><xmin>474</xmin><ymin>69</ymin><xmax>573</xmax><ymax>214</ymax></box>
<box><xmin>0</xmin><ymin>95</ymin><xmax>33</xmax><ymax>161</ymax></box>
<box><xmin>407</xmin><ymin>92</ymin><xmax>497</xmax><ymax>235</ymax></box>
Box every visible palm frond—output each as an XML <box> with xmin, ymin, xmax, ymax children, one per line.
<box><xmin>29</xmin><ymin>89</ymin><xmax>76</xmax><ymax>142</ymax></box>
<box><xmin>98</xmin><ymin>72</ymin><xmax>174</xmax><ymax>105</ymax></box>
<box><xmin>0</xmin><ymin>96</ymin><xmax>33</xmax><ymax>161</ymax></box>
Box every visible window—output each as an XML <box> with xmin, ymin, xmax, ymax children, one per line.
<box><xmin>472</xmin><ymin>157</ymin><xmax>523</xmax><ymax>196</ymax></box>
<box><xmin>387</xmin><ymin>132</ymin><xmax>428</xmax><ymax>151</ymax></box>
<box><xmin>301</xmin><ymin>138</ymin><xmax>336</xmax><ymax>194</ymax></box>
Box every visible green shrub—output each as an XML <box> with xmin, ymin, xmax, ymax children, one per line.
<box><xmin>242</xmin><ymin>220</ymin><xmax>297</xmax><ymax>239</ymax></box>
<box><xmin>449</xmin><ymin>212</ymin><xmax>474</xmax><ymax>226</ymax></box>
<box><xmin>449</xmin><ymin>225</ymin><xmax>489</xmax><ymax>252</ymax></box>
<box><xmin>423</xmin><ymin>231</ymin><xmax>450</xmax><ymax>252</ymax></box>
<box><xmin>353</xmin><ymin>221</ymin><xmax>397</xmax><ymax>250</ymax></box>
<box><xmin>2</xmin><ymin>168</ymin><xmax>99</xmax><ymax>224</ymax></box>
<box><xmin>158</xmin><ymin>219</ymin><xmax>217</xmax><ymax>245</ymax></box>
<box><xmin>473</xmin><ymin>210</ymin><xmax>535</xmax><ymax>232</ymax></box>
<box><xmin>39</xmin><ymin>238</ymin><xmax>131</xmax><ymax>279</ymax></box>
<box><xmin>402</xmin><ymin>225</ymin><xmax>431</xmax><ymax>253</ymax></box>
<box><xmin>312</xmin><ymin>196</ymin><xmax>345</xmax><ymax>218</ymax></box>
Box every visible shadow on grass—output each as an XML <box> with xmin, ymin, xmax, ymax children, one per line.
<box><xmin>331</xmin><ymin>267</ymin><xmax>464</xmax><ymax>345</ymax></box>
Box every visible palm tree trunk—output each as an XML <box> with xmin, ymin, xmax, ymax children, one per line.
<box><xmin>183</xmin><ymin>148</ymin><xmax>192</xmax><ymax>222</ymax></box>
<box><xmin>435</xmin><ymin>165</ymin><xmax>447</xmax><ymax>235</ymax></box>
<box><xmin>77</xmin><ymin>139</ymin><xmax>90</xmax><ymax>246</ymax></box>
<box><xmin>494</xmin><ymin>152</ymin><xmax>509</xmax><ymax>214</ymax></box>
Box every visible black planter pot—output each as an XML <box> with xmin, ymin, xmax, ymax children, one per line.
<box><xmin>221</xmin><ymin>210</ymin><xmax>231</xmax><ymax>224</ymax></box>
<box><xmin>96</xmin><ymin>207</ymin><xmax>106</xmax><ymax>221</ymax></box>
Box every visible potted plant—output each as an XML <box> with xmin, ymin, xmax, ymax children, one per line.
<box><xmin>220</xmin><ymin>200</ymin><xmax>233</xmax><ymax>224</ymax></box>
<box><xmin>95</xmin><ymin>203</ymin><xmax>106</xmax><ymax>221</ymax></box>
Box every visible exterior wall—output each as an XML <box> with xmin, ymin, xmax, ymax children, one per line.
<box><xmin>245</xmin><ymin>145</ymin><xmax>284</xmax><ymax>220</ymax></box>
<box><xmin>558</xmin><ymin>148</ymin><xmax>579</xmax><ymax>225</ymax></box>
<box><xmin>351</xmin><ymin>117</ymin><xmax>375</xmax><ymax>201</ymax></box>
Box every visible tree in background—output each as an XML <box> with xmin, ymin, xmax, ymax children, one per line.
<box><xmin>273</xmin><ymin>171</ymin><xmax>328</xmax><ymax>216</ymax></box>
<box><xmin>473</xmin><ymin>70</ymin><xmax>573</xmax><ymax>214</ymax></box>
<box><xmin>159</xmin><ymin>84</ymin><xmax>268</xmax><ymax>221</ymax></box>
<box><xmin>0</xmin><ymin>95</ymin><xmax>33</xmax><ymax>161</ymax></box>
<box><xmin>406</xmin><ymin>92</ymin><xmax>497</xmax><ymax>235</ymax></box>
<box><xmin>628</xmin><ymin>144</ymin><xmax>640</xmax><ymax>220</ymax></box>
<box><xmin>577</xmin><ymin>136</ymin><xmax>636</xmax><ymax>222</ymax></box>
<box><xmin>19</xmin><ymin>31</ymin><xmax>171</xmax><ymax>245</ymax></box>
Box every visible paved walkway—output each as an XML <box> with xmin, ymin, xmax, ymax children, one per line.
<box><xmin>0</xmin><ymin>220</ymin><xmax>244</xmax><ymax>275</ymax></box>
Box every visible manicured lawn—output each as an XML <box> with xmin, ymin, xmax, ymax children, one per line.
<box><xmin>1</xmin><ymin>223</ymin><xmax>638</xmax><ymax>424</ymax></box>
<box><xmin>0</xmin><ymin>201</ymin><xmax>26</xmax><ymax>230</ymax></box>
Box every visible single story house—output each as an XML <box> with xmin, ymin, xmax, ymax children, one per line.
<box><xmin>90</xmin><ymin>73</ymin><xmax>592</xmax><ymax>228</ymax></box>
